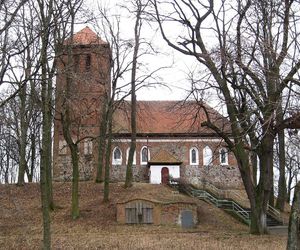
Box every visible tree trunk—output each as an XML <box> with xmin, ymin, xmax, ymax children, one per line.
<box><xmin>17</xmin><ymin>84</ymin><xmax>27</xmax><ymax>186</ymax></box>
<box><xmin>46</xmin><ymin>78</ymin><xmax>54</xmax><ymax>210</ymax></box>
<box><xmin>286</xmin><ymin>167</ymin><xmax>293</xmax><ymax>203</ymax></box>
<box><xmin>125</xmin><ymin>3</ymin><xmax>142</xmax><ymax>188</ymax></box>
<box><xmin>276</xmin><ymin>129</ymin><xmax>286</xmax><ymax>211</ymax></box>
<box><xmin>40</xmin><ymin>39</ymin><xmax>52</xmax><ymax>250</ymax></box>
<box><xmin>96</xmin><ymin>94</ymin><xmax>108</xmax><ymax>183</ymax></box>
<box><xmin>287</xmin><ymin>182</ymin><xmax>300</xmax><ymax>250</ymax></box>
<box><xmin>103</xmin><ymin>106</ymin><xmax>113</xmax><ymax>202</ymax></box>
<box><xmin>269</xmin><ymin>165</ymin><xmax>275</xmax><ymax>207</ymax></box>
<box><xmin>245</xmin><ymin>178</ymin><xmax>268</xmax><ymax>234</ymax></box>
<box><xmin>125</xmin><ymin>93</ymin><xmax>136</xmax><ymax>188</ymax></box>
<box><xmin>38</xmin><ymin>0</ymin><xmax>54</xmax><ymax>246</ymax></box>
<box><xmin>237</xmin><ymin>135</ymin><xmax>272</xmax><ymax>234</ymax></box>
<box><xmin>71</xmin><ymin>144</ymin><xmax>80</xmax><ymax>219</ymax></box>
<box><xmin>28</xmin><ymin>133</ymin><xmax>36</xmax><ymax>182</ymax></box>
<box><xmin>252</xmin><ymin>134</ymin><xmax>274</xmax><ymax>234</ymax></box>
<box><xmin>60</xmin><ymin>15</ymin><xmax>81</xmax><ymax>219</ymax></box>
<box><xmin>239</xmin><ymin>162</ymin><xmax>268</xmax><ymax>234</ymax></box>
<box><xmin>40</xmin><ymin>124</ymin><xmax>51</xmax><ymax>249</ymax></box>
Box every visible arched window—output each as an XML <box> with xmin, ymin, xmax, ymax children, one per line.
<box><xmin>85</xmin><ymin>54</ymin><xmax>91</xmax><ymax>71</ymax></box>
<box><xmin>84</xmin><ymin>139</ymin><xmax>93</xmax><ymax>155</ymax></box>
<box><xmin>219</xmin><ymin>148</ymin><xmax>228</xmax><ymax>165</ymax></box>
<box><xmin>141</xmin><ymin>146</ymin><xmax>150</xmax><ymax>165</ymax></box>
<box><xmin>112</xmin><ymin>147</ymin><xmax>122</xmax><ymax>165</ymax></box>
<box><xmin>126</xmin><ymin>148</ymin><xmax>136</xmax><ymax>165</ymax></box>
<box><xmin>189</xmin><ymin>147</ymin><xmax>199</xmax><ymax>165</ymax></box>
<box><xmin>203</xmin><ymin>146</ymin><xmax>213</xmax><ymax>166</ymax></box>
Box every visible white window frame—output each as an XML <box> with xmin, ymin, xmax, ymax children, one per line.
<box><xmin>140</xmin><ymin>146</ymin><xmax>150</xmax><ymax>165</ymax></box>
<box><xmin>189</xmin><ymin>147</ymin><xmax>199</xmax><ymax>165</ymax></box>
<box><xmin>126</xmin><ymin>148</ymin><xmax>136</xmax><ymax>165</ymax></box>
<box><xmin>59</xmin><ymin>140</ymin><xmax>67</xmax><ymax>155</ymax></box>
<box><xmin>84</xmin><ymin>139</ymin><xmax>93</xmax><ymax>155</ymax></box>
<box><xmin>219</xmin><ymin>148</ymin><xmax>228</xmax><ymax>165</ymax></box>
<box><xmin>112</xmin><ymin>147</ymin><xmax>122</xmax><ymax>165</ymax></box>
<box><xmin>203</xmin><ymin>146</ymin><xmax>213</xmax><ymax>166</ymax></box>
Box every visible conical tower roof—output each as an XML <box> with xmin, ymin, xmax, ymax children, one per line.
<box><xmin>65</xmin><ymin>26</ymin><xmax>107</xmax><ymax>45</ymax></box>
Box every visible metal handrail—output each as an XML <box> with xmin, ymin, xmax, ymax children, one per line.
<box><xmin>191</xmin><ymin>188</ymin><xmax>250</xmax><ymax>223</ymax></box>
<box><xmin>169</xmin><ymin>179</ymin><xmax>282</xmax><ymax>226</ymax></box>
<box><xmin>200</xmin><ymin>181</ymin><xmax>282</xmax><ymax>224</ymax></box>
<box><xmin>267</xmin><ymin>204</ymin><xmax>280</xmax><ymax>217</ymax></box>
<box><xmin>267</xmin><ymin>204</ymin><xmax>282</xmax><ymax>223</ymax></box>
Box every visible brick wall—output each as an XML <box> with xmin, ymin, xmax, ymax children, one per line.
<box><xmin>117</xmin><ymin>199</ymin><xmax>197</xmax><ymax>226</ymax></box>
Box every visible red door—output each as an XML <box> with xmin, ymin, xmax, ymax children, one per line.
<box><xmin>161</xmin><ymin>167</ymin><xmax>169</xmax><ymax>184</ymax></box>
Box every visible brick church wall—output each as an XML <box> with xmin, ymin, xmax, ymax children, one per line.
<box><xmin>108</xmin><ymin>139</ymin><xmax>242</xmax><ymax>189</ymax></box>
<box><xmin>53</xmin><ymin>28</ymin><xmax>243</xmax><ymax>191</ymax></box>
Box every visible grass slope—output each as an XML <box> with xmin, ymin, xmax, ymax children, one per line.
<box><xmin>0</xmin><ymin>182</ymin><xmax>286</xmax><ymax>249</ymax></box>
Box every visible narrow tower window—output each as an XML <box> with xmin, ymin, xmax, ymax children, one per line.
<box><xmin>85</xmin><ymin>54</ymin><xmax>91</xmax><ymax>71</ymax></box>
<box><xmin>73</xmin><ymin>54</ymin><xmax>80</xmax><ymax>72</ymax></box>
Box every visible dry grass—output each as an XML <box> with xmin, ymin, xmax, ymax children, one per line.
<box><xmin>0</xmin><ymin>182</ymin><xmax>287</xmax><ymax>249</ymax></box>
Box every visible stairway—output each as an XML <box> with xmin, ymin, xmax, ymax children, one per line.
<box><xmin>169</xmin><ymin>180</ymin><xmax>283</xmax><ymax>227</ymax></box>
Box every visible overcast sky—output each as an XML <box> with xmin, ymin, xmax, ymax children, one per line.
<box><xmin>79</xmin><ymin>0</ymin><xmax>200</xmax><ymax>102</ymax></box>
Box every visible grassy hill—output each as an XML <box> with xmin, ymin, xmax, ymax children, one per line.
<box><xmin>0</xmin><ymin>182</ymin><xmax>287</xmax><ymax>249</ymax></box>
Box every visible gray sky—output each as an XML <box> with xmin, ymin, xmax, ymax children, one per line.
<box><xmin>80</xmin><ymin>0</ymin><xmax>198</xmax><ymax>101</ymax></box>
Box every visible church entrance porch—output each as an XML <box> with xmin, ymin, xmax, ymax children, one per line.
<box><xmin>148</xmin><ymin>149</ymin><xmax>182</xmax><ymax>184</ymax></box>
<box><xmin>149</xmin><ymin>165</ymin><xmax>180</xmax><ymax>184</ymax></box>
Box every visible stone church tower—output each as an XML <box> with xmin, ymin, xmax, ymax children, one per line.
<box><xmin>53</xmin><ymin>27</ymin><xmax>111</xmax><ymax>180</ymax></box>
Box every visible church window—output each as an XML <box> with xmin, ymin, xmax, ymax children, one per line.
<box><xmin>84</xmin><ymin>139</ymin><xmax>93</xmax><ymax>155</ymax></box>
<box><xmin>203</xmin><ymin>146</ymin><xmax>213</xmax><ymax>165</ymax></box>
<box><xmin>126</xmin><ymin>148</ymin><xmax>136</xmax><ymax>165</ymax></box>
<box><xmin>219</xmin><ymin>148</ymin><xmax>228</xmax><ymax>165</ymax></box>
<box><xmin>85</xmin><ymin>54</ymin><xmax>91</xmax><ymax>71</ymax></box>
<box><xmin>112</xmin><ymin>147</ymin><xmax>122</xmax><ymax>165</ymax></box>
<box><xmin>189</xmin><ymin>147</ymin><xmax>199</xmax><ymax>165</ymax></box>
<box><xmin>141</xmin><ymin>146</ymin><xmax>150</xmax><ymax>165</ymax></box>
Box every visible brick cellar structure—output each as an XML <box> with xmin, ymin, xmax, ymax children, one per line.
<box><xmin>116</xmin><ymin>198</ymin><xmax>198</xmax><ymax>226</ymax></box>
<box><xmin>53</xmin><ymin>27</ymin><xmax>243</xmax><ymax>190</ymax></box>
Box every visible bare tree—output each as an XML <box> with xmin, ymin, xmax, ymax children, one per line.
<box><xmin>287</xmin><ymin>182</ymin><xmax>300</xmax><ymax>250</ymax></box>
<box><xmin>125</xmin><ymin>0</ymin><xmax>146</xmax><ymax>188</ymax></box>
<box><xmin>93</xmin><ymin>5</ymin><xmax>136</xmax><ymax>199</ymax></box>
<box><xmin>37</xmin><ymin>0</ymin><xmax>56</xmax><ymax>246</ymax></box>
<box><xmin>152</xmin><ymin>0</ymin><xmax>300</xmax><ymax>234</ymax></box>
<box><xmin>0</xmin><ymin>98</ymin><xmax>19</xmax><ymax>183</ymax></box>
<box><xmin>285</xmin><ymin>130</ymin><xmax>300</xmax><ymax>203</ymax></box>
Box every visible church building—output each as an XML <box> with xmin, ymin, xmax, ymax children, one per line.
<box><xmin>53</xmin><ymin>27</ymin><xmax>242</xmax><ymax>189</ymax></box>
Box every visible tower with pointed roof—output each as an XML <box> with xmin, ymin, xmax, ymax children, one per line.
<box><xmin>53</xmin><ymin>27</ymin><xmax>111</xmax><ymax>180</ymax></box>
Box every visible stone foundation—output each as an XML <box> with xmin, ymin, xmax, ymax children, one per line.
<box><xmin>110</xmin><ymin>164</ymin><xmax>149</xmax><ymax>182</ymax></box>
<box><xmin>53</xmin><ymin>154</ymin><xmax>95</xmax><ymax>181</ymax></box>
<box><xmin>181</xmin><ymin>165</ymin><xmax>243</xmax><ymax>189</ymax></box>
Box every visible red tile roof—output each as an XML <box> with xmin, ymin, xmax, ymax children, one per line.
<box><xmin>113</xmin><ymin>101</ymin><xmax>230</xmax><ymax>136</ymax></box>
<box><xmin>65</xmin><ymin>27</ymin><xmax>107</xmax><ymax>45</ymax></box>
